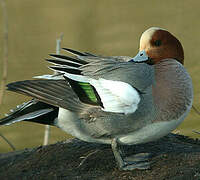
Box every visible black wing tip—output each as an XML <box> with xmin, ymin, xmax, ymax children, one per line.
<box><xmin>48</xmin><ymin>54</ymin><xmax>74</xmax><ymax>60</ymax></box>
<box><xmin>49</xmin><ymin>66</ymin><xmax>81</xmax><ymax>75</ymax></box>
<box><xmin>6</xmin><ymin>81</ymin><xmax>28</xmax><ymax>93</ymax></box>
<box><xmin>49</xmin><ymin>54</ymin><xmax>62</xmax><ymax>58</ymax></box>
<box><xmin>7</xmin><ymin>81</ymin><xmax>20</xmax><ymax>89</ymax></box>
<box><xmin>48</xmin><ymin>54</ymin><xmax>85</xmax><ymax>63</ymax></box>
<box><xmin>7</xmin><ymin>80</ymin><xmax>28</xmax><ymax>87</ymax></box>
<box><xmin>46</xmin><ymin>58</ymin><xmax>64</xmax><ymax>65</ymax></box>
<box><xmin>62</xmin><ymin>48</ymin><xmax>86</xmax><ymax>56</ymax></box>
<box><xmin>62</xmin><ymin>48</ymin><xmax>97</xmax><ymax>57</ymax></box>
<box><xmin>46</xmin><ymin>58</ymin><xmax>82</xmax><ymax>68</ymax></box>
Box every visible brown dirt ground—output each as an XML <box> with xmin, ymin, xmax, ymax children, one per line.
<box><xmin>0</xmin><ymin>133</ymin><xmax>200</xmax><ymax>180</ymax></box>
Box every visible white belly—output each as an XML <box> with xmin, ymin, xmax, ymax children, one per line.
<box><xmin>55</xmin><ymin>108</ymin><xmax>104</xmax><ymax>143</ymax></box>
<box><xmin>55</xmin><ymin>102</ymin><xmax>191</xmax><ymax>145</ymax></box>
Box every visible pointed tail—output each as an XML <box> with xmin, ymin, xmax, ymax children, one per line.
<box><xmin>0</xmin><ymin>99</ymin><xmax>58</xmax><ymax>126</ymax></box>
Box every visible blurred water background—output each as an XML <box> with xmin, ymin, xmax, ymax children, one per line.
<box><xmin>0</xmin><ymin>0</ymin><xmax>199</xmax><ymax>152</ymax></box>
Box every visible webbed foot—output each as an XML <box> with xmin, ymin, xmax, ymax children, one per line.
<box><xmin>111</xmin><ymin>138</ymin><xmax>151</xmax><ymax>170</ymax></box>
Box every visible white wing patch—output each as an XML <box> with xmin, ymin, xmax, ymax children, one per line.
<box><xmin>90</xmin><ymin>79</ymin><xmax>140</xmax><ymax>114</ymax></box>
<box><xmin>64</xmin><ymin>73</ymin><xmax>140</xmax><ymax>114</ymax></box>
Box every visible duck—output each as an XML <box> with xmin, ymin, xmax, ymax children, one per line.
<box><xmin>0</xmin><ymin>27</ymin><xmax>193</xmax><ymax>170</ymax></box>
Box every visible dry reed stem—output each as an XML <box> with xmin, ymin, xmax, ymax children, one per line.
<box><xmin>0</xmin><ymin>0</ymin><xmax>16</xmax><ymax>152</ymax></box>
<box><xmin>0</xmin><ymin>0</ymin><xmax>8</xmax><ymax>106</ymax></box>
<box><xmin>43</xmin><ymin>33</ymin><xmax>64</xmax><ymax>146</ymax></box>
<box><xmin>0</xmin><ymin>133</ymin><xmax>16</xmax><ymax>151</ymax></box>
<box><xmin>192</xmin><ymin>105</ymin><xmax>200</xmax><ymax>115</ymax></box>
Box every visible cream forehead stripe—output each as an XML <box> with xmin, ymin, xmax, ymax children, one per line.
<box><xmin>140</xmin><ymin>27</ymin><xmax>167</xmax><ymax>47</ymax></box>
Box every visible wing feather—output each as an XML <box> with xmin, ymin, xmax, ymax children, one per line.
<box><xmin>7</xmin><ymin>48</ymin><xmax>154</xmax><ymax>115</ymax></box>
<box><xmin>44</xmin><ymin>48</ymin><xmax>155</xmax><ymax>114</ymax></box>
<box><xmin>7</xmin><ymin>80</ymin><xmax>85</xmax><ymax>112</ymax></box>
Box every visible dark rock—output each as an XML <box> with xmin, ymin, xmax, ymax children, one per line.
<box><xmin>0</xmin><ymin>133</ymin><xmax>200</xmax><ymax>180</ymax></box>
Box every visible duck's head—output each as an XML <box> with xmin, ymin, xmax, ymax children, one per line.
<box><xmin>131</xmin><ymin>27</ymin><xmax>184</xmax><ymax>65</ymax></box>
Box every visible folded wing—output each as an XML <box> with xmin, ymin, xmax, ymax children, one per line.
<box><xmin>6</xmin><ymin>48</ymin><xmax>154</xmax><ymax>115</ymax></box>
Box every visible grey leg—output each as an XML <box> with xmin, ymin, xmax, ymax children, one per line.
<box><xmin>111</xmin><ymin>138</ymin><xmax>151</xmax><ymax>170</ymax></box>
<box><xmin>111</xmin><ymin>138</ymin><xmax>125</xmax><ymax>168</ymax></box>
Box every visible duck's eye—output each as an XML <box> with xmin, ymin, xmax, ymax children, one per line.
<box><xmin>154</xmin><ymin>40</ymin><xmax>162</xmax><ymax>46</ymax></box>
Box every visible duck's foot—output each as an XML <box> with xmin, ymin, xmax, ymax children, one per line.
<box><xmin>111</xmin><ymin>138</ymin><xmax>151</xmax><ymax>171</ymax></box>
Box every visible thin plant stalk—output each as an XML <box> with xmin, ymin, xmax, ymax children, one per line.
<box><xmin>43</xmin><ymin>33</ymin><xmax>63</xmax><ymax>146</ymax></box>
<box><xmin>0</xmin><ymin>133</ymin><xmax>16</xmax><ymax>151</ymax></box>
<box><xmin>0</xmin><ymin>0</ymin><xmax>8</xmax><ymax>105</ymax></box>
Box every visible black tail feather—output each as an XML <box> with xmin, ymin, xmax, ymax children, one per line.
<box><xmin>0</xmin><ymin>99</ymin><xmax>58</xmax><ymax>126</ymax></box>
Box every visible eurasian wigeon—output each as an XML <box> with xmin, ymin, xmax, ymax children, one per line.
<box><xmin>0</xmin><ymin>27</ymin><xmax>193</xmax><ymax>170</ymax></box>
